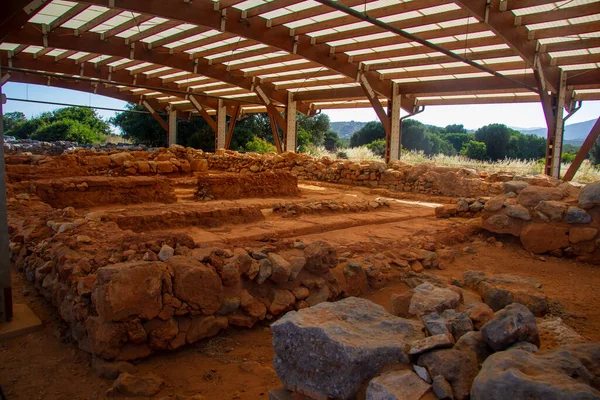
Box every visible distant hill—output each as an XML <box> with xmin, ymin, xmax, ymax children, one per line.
<box><xmin>511</xmin><ymin>118</ymin><xmax>596</xmax><ymax>142</ymax></box>
<box><xmin>330</xmin><ymin>121</ymin><xmax>367</xmax><ymax>139</ymax></box>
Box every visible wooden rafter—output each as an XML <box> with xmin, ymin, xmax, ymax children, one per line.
<box><xmin>225</xmin><ymin>104</ymin><xmax>241</xmax><ymax>149</ymax></box>
<box><xmin>563</xmin><ymin>117</ymin><xmax>600</xmax><ymax>181</ymax></box>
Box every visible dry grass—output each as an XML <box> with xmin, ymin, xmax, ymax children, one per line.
<box><xmin>303</xmin><ymin>146</ymin><xmax>599</xmax><ymax>184</ymax></box>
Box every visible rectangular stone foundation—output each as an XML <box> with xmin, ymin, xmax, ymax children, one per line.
<box><xmin>196</xmin><ymin>171</ymin><xmax>299</xmax><ymax>200</ymax></box>
<box><xmin>31</xmin><ymin>176</ymin><xmax>177</xmax><ymax>208</ymax></box>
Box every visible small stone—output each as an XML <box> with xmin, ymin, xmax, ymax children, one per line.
<box><xmin>481</xmin><ymin>303</ymin><xmax>540</xmax><ymax>351</ymax></box>
<box><xmin>91</xmin><ymin>358</ymin><xmax>137</xmax><ymax>380</ymax></box>
<box><xmin>569</xmin><ymin>227</ymin><xmax>598</xmax><ymax>244</ymax></box>
<box><xmin>268</xmin><ymin>253</ymin><xmax>292</xmax><ymax>283</ymax></box>
<box><xmin>293</xmin><ymin>241</ymin><xmax>305</xmax><ymax>250</ymax></box>
<box><xmin>106</xmin><ymin>373</ymin><xmax>163</xmax><ymax>397</ymax></box>
<box><xmin>366</xmin><ymin>370</ymin><xmax>431</xmax><ymax>400</ymax></box>
<box><xmin>432</xmin><ymin>375</ymin><xmax>454</xmax><ymax>400</ymax></box>
<box><xmin>76</xmin><ymin>235</ymin><xmax>92</xmax><ymax>244</ymax></box>
<box><xmin>413</xmin><ymin>365</ymin><xmax>431</xmax><ymax>383</ymax></box>
<box><xmin>291</xmin><ymin>286</ymin><xmax>309</xmax><ymax>300</ymax></box>
<box><xmin>463</xmin><ymin>246</ymin><xmax>476</xmax><ymax>254</ymax></box>
<box><xmin>288</xmin><ymin>257</ymin><xmax>305</xmax><ymax>281</ymax></box>
<box><xmin>409</xmin><ymin>333</ymin><xmax>455</xmax><ymax>355</ymax></box>
<box><xmin>422</xmin><ymin>312</ymin><xmax>451</xmax><ymax>336</ymax></box>
<box><xmin>507</xmin><ymin>204</ymin><xmax>531</xmax><ymax>221</ymax></box>
<box><xmin>256</xmin><ymin>259</ymin><xmax>272</xmax><ymax>284</ymax></box>
<box><xmin>158</xmin><ymin>245</ymin><xmax>174</xmax><ymax>261</ymax></box>
<box><xmin>566</xmin><ymin>206</ymin><xmax>592</xmax><ymax>224</ymax></box>
<box><xmin>417</xmin><ymin>349</ymin><xmax>478</xmax><ymax>400</ymax></box>
<box><xmin>303</xmin><ymin>240</ymin><xmax>338</xmax><ymax>274</ymax></box>
<box><xmin>465</xmin><ymin>302</ymin><xmax>494</xmax><ymax>330</ymax></box>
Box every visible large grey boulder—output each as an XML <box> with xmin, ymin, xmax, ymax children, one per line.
<box><xmin>471</xmin><ymin>344</ymin><xmax>600</xmax><ymax>400</ymax></box>
<box><xmin>481</xmin><ymin>303</ymin><xmax>540</xmax><ymax>351</ymax></box>
<box><xmin>366</xmin><ymin>370</ymin><xmax>431</xmax><ymax>400</ymax></box>
<box><xmin>271</xmin><ymin>297</ymin><xmax>423</xmax><ymax>400</ymax></box>
<box><xmin>462</xmin><ymin>271</ymin><xmax>548</xmax><ymax>316</ymax></box>
<box><xmin>579</xmin><ymin>181</ymin><xmax>600</xmax><ymax>209</ymax></box>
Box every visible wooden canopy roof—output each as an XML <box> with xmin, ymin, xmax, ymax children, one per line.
<box><xmin>1</xmin><ymin>0</ymin><xmax>599</xmax><ymax>116</ymax></box>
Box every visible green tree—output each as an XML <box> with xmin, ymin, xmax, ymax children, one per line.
<box><xmin>444</xmin><ymin>124</ymin><xmax>467</xmax><ymax>134</ymax></box>
<box><xmin>297</xmin><ymin>113</ymin><xmax>330</xmax><ymax>146</ymax></box>
<box><xmin>110</xmin><ymin>104</ymin><xmax>168</xmax><ymax>147</ymax></box>
<box><xmin>461</xmin><ymin>140</ymin><xmax>487</xmax><ymax>160</ymax></box>
<box><xmin>3</xmin><ymin>111</ymin><xmax>26</xmax><ymax>133</ymax></box>
<box><xmin>444</xmin><ymin>133</ymin><xmax>474</xmax><ymax>152</ymax></box>
<box><xmin>32</xmin><ymin>119</ymin><xmax>103</xmax><ymax>144</ymax></box>
<box><xmin>350</xmin><ymin>121</ymin><xmax>385</xmax><ymax>147</ymax></box>
<box><xmin>51</xmin><ymin>107</ymin><xmax>110</xmax><ymax>136</ymax></box>
<box><xmin>401</xmin><ymin>119</ymin><xmax>431</xmax><ymax>153</ymax></box>
<box><xmin>474</xmin><ymin>123</ymin><xmax>511</xmax><ymax>160</ymax></box>
<box><xmin>506</xmin><ymin>130</ymin><xmax>546</xmax><ymax>160</ymax></box>
<box><xmin>7</xmin><ymin>118</ymin><xmax>47</xmax><ymax>139</ymax></box>
<box><xmin>366</xmin><ymin>138</ymin><xmax>386</xmax><ymax>157</ymax></box>
<box><xmin>323</xmin><ymin>130</ymin><xmax>341</xmax><ymax>151</ymax></box>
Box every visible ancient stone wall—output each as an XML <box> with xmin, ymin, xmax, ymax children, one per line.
<box><xmin>5</xmin><ymin>145</ymin><xmax>507</xmax><ymax>198</ymax></box>
<box><xmin>196</xmin><ymin>171</ymin><xmax>299</xmax><ymax>200</ymax></box>
<box><xmin>473</xmin><ymin>179</ymin><xmax>600</xmax><ymax>264</ymax></box>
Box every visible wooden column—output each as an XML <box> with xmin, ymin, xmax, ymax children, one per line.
<box><xmin>359</xmin><ymin>73</ymin><xmax>391</xmax><ymax>162</ymax></box>
<box><xmin>0</xmin><ymin>81</ymin><xmax>12</xmax><ymax>322</ymax></box>
<box><xmin>550</xmin><ymin>71</ymin><xmax>567</xmax><ymax>179</ymax></box>
<box><xmin>563</xmin><ymin>116</ymin><xmax>600</xmax><ymax>181</ymax></box>
<box><xmin>286</xmin><ymin>92</ymin><xmax>297</xmax><ymax>152</ymax></box>
<box><xmin>388</xmin><ymin>82</ymin><xmax>402</xmax><ymax>161</ymax></box>
<box><xmin>167</xmin><ymin>108</ymin><xmax>177</xmax><ymax>146</ymax></box>
<box><xmin>216</xmin><ymin>99</ymin><xmax>226</xmax><ymax>150</ymax></box>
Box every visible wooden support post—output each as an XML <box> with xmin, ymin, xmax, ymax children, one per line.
<box><xmin>563</xmin><ymin>116</ymin><xmax>600</xmax><ymax>182</ymax></box>
<box><xmin>388</xmin><ymin>82</ymin><xmax>402</xmax><ymax>161</ymax></box>
<box><xmin>216</xmin><ymin>99</ymin><xmax>226</xmax><ymax>150</ymax></box>
<box><xmin>359</xmin><ymin>73</ymin><xmax>391</xmax><ymax>162</ymax></box>
<box><xmin>551</xmin><ymin>71</ymin><xmax>567</xmax><ymax>179</ymax></box>
<box><xmin>168</xmin><ymin>108</ymin><xmax>177</xmax><ymax>146</ymax></box>
<box><xmin>142</xmin><ymin>100</ymin><xmax>168</xmax><ymax>132</ymax></box>
<box><xmin>534</xmin><ymin>57</ymin><xmax>559</xmax><ymax>177</ymax></box>
<box><xmin>0</xmin><ymin>82</ymin><xmax>12</xmax><ymax>322</ymax></box>
<box><xmin>286</xmin><ymin>92</ymin><xmax>297</xmax><ymax>152</ymax></box>
<box><xmin>189</xmin><ymin>95</ymin><xmax>217</xmax><ymax>133</ymax></box>
<box><xmin>268</xmin><ymin>111</ymin><xmax>284</xmax><ymax>154</ymax></box>
<box><xmin>225</xmin><ymin>104</ymin><xmax>241</xmax><ymax>149</ymax></box>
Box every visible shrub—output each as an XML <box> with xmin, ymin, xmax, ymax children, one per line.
<box><xmin>366</xmin><ymin>138</ymin><xmax>386</xmax><ymax>157</ymax></box>
<box><xmin>244</xmin><ymin>136</ymin><xmax>276</xmax><ymax>154</ymax></box>
<box><xmin>461</xmin><ymin>140</ymin><xmax>487</xmax><ymax>160</ymax></box>
<box><xmin>31</xmin><ymin>119</ymin><xmax>103</xmax><ymax>144</ymax></box>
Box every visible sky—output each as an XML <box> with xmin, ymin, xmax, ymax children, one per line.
<box><xmin>2</xmin><ymin>82</ymin><xmax>599</xmax><ymax>132</ymax></box>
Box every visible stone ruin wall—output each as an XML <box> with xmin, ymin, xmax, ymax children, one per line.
<box><xmin>5</xmin><ymin>145</ymin><xmax>509</xmax><ymax>198</ymax></box>
<box><xmin>437</xmin><ymin>178</ymin><xmax>600</xmax><ymax>264</ymax></box>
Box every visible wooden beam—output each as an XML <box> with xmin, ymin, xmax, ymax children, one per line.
<box><xmin>143</xmin><ymin>99</ymin><xmax>169</xmax><ymax>132</ymax></box>
<box><xmin>455</xmin><ymin>0</ymin><xmax>560</xmax><ymax>93</ymax></box>
<box><xmin>49</xmin><ymin>3</ymin><xmax>89</xmax><ymax>31</ymax></box>
<box><xmin>1</xmin><ymin>0</ymin><xmax>49</xmax><ymax>41</ymax></box>
<box><xmin>359</xmin><ymin>73</ymin><xmax>391</xmax><ymax>161</ymax></box>
<box><xmin>75</xmin><ymin>9</ymin><xmax>121</xmax><ymax>35</ymax></box>
<box><xmin>225</xmin><ymin>104</ymin><xmax>241</xmax><ymax>149</ymax></box>
<box><xmin>8</xmin><ymin>24</ymin><xmax>294</xmax><ymax>111</ymax></box>
<box><xmin>268</xmin><ymin>111</ymin><xmax>283</xmax><ymax>154</ymax></box>
<box><xmin>563</xmin><ymin>116</ymin><xmax>600</xmax><ymax>181</ymax></box>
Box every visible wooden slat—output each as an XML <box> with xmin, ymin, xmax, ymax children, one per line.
<box><xmin>49</xmin><ymin>3</ymin><xmax>89</xmax><ymax>31</ymax></box>
<box><xmin>75</xmin><ymin>9</ymin><xmax>121</xmax><ymax>34</ymax></box>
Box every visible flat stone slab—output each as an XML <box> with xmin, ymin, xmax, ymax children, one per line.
<box><xmin>271</xmin><ymin>297</ymin><xmax>424</xmax><ymax>400</ymax></box>
<box><xmin>0</xmin><ymin>303</ymin><xmax>42</xmax><ymax>341</ymax></box>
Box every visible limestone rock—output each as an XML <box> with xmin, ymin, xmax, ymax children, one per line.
<box><xmin>422</xmin><ymin>312</ymin><xmax>450</xmax><ymax>336</ymax></box>
<box><xmin>570</xmin><ymin>227</ymin><xmax>598</xmax><ymax>244</ymax></box>
<box><xmin>93</xmin><ymin>262</ymin><xmax>165</xmax><ymax>322</ymax></box>
<box><xmin>441</xmin><ymin>309</ymin><xmax>473</xmax><ymax>340</ymax></box>
<box><xmin>465</xmin><ymin>302</ymin><xmax>494</xmax><ymax>330</ymax></box>
<box><xmin>566</xmin><ymin>206</ymin><xmax>593</xmax><ymax>224</ymax></box>
<box><xmin>268</xmin><ymin>289</ymin><xmax>296</xmax><ymax>316</ymax></box>
<box><xmin>462</xmin><ymin>270</ymin><xmax>548</xmax><ymax>316</ymax></box>
<box><xmin>107</xmin><ymin>372</ymin><xmax>163</xmax><ymax>397</ymax></box>
<box><xmin>518</xmin><ymin>186</ymin><xmax>565</xmax><ymax>208</ymax></box>
<box><xmin>471</xmin><ymin>344</ymin><xmax>600</xmax><ymax>400</ymax></box>
<box><xmin>534</xmin><ymin>200</ymin><xmax>566</xmax><ymax>222</ymax></box>
<box><xmin>417</xmin><ymin>349</ymin><xmax>478</xmax><ymax>400</ymax></box>
<box><xmin>158</xmin><ymin>244</ymin><xmax>174</xmax><ymax>261</ymax></box>
<box><xmin>271</xmin><ymin>297</ymin><xmax>423</xmax><ymax>399</ymax></box>
<box><xmin>408</xmin><ymin>333</ymin><xmax>455</xmax><ymax>356</ymax></box>
<box><xmin>288</xmin><ymin>257</ymin><xmax>305</xmax><ymax>281</ymax></box>
<box><xmin>579</xmin><ymin>181</ymin><xmax>600</xmax><ymax>209</ymax></box>
<box><xmin>520</xmin><ymin>223</ymin><xmax>569</xmax><ymax>254</ymax></box>
<box><xmin>257</xmin><ymin>259</ymin><xmax>272</xmax><ymax>284</ymax></box>
<box><xmin>538</xmin><ymin>317</ymin><xmax>586</xmax><ymax>347</ymax></box>
<box><xmin>482</xmin><ymin>214</ymin><xmax>522</xmax><ymax>236</ymax></box>
<box><xmin>432</xmin><ymin>375</ymin><xmax>454</xmax><ymax>400</ymax></box>
<box><xmin>303</xmin><ymin>240</ymin><xmax>338</xmax><ymax>274</ymax></box>
<box><xmin>366</xmin><ymin>370</ymin><xmax>431</xmax><ymax>400</ymax></box>
<box><xmin>507</xmin><ymin>204</ymin><xmax>531</xmax><ymax>221</ymax></box>
<box><xmin>186</xmin><ymin>315</ymin><xmax>228</xmax><ymax>344</ymax></box>
<box><xmin>408</xmin><ymin>282</ymin><xmax>461</xmax><ymax>317</ymax></box>
<box><xmin>508</xmin><ymin>341</ymin><xmax>539</xmax><ymax>353</ymax></box>
<box><xmin>453</xmin><ymin>331</ymin><xmax>492</xmax><ymax>366</ymax></box>
<box><xmin>170</xmin><ymin>256</ymin><xmax>223</xmax><ymax>315</ymax></box>
<box><xmin>343</xmin><ymin>260</ymin><xmax>368</xmax><ymax>297</ymax></box>
<box><xmin>481</xmin><ymin>303</ymin><xmax>540</xmax><ymax>351</ymax></box>
<box><xmin>268</xmin><ymin>253</ymin><xmax>292</xmax><ymax>283</ymax></box>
